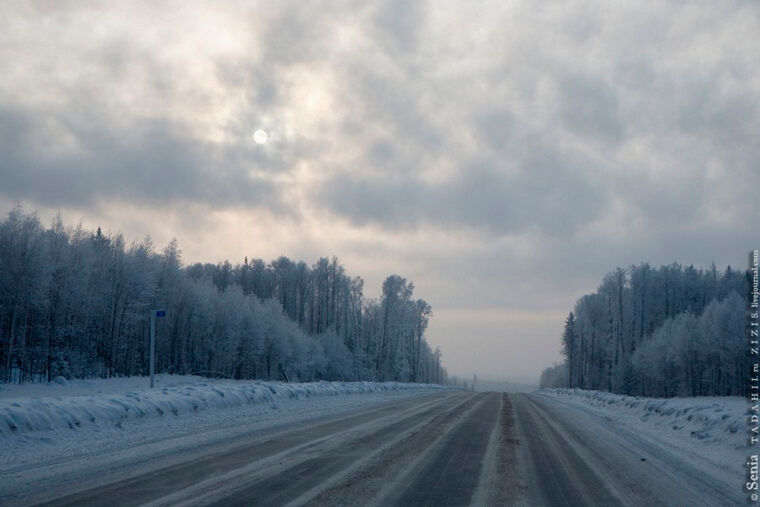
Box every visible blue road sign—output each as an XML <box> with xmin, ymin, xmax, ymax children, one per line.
<box><xmin>155</xmin><ymin>310</ymin><xmax>166</xmax><ymax>317</ymax></box>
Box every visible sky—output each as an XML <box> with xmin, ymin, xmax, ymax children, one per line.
<box><xmin>1</xmin><ymin>1</ymin><xmax>759</xmax><ymax>381</ymax></box>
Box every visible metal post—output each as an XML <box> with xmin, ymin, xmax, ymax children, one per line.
<box><xmin>150</xmin><ymin>310</ymin><xmax>156</xmax><ymax>388</ymax></box>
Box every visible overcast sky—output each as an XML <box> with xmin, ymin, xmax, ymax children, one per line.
<box><xmin>2</xmin><ymin>1</ymin><xmax>759</xmax><ymax>381</ymax></box>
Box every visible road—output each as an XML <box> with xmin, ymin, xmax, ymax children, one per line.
<box><xmin>22</xmin><ymin>391</ymin><xmax>741</xmax><ymax>506</ymax></box>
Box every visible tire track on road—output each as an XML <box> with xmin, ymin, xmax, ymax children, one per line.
<box><xmin>43</xmin><ymin>392</ymin><xmax>461</xmax><ymax>507</ymax></box>
<box><xmin>207</xmin><ymin>393</ymin><xmax>484</xmax><ymax>507</ymax></box>
<box><xmin>293</xmin><ymin>393</ymin><xmax>489</xmax><ymax>507</ymax></box>
<box><xmin>511</xmin><ymin>394</ymin><xmax>623</xmax><ymax>506</ymax></box>
<box><xmin>379</xmin><ymin>392</ymin><xmax>501</xmax><ymax>507</ymax></box>
<box><xmin>525</xmin><ymin>394</ymin><xmax>740</xmax><ymax>506</ymax></box>
<box><xmin>472</xmin><ymin>393</ymin><xmax>526</xmax><ymax>506</ymax></box>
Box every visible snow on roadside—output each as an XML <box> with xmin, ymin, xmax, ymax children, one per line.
<box><xmin>538</xmin><ymin>388</ymin><xmax>750</xmax><ymax>474</ymax></box>
<box><xmin>0</xmin><ymin>376</ymin><xmax>451</xmax><ymax>503</ymax></box>
<box><xmin>0</xmin><ymin>375</ymin><xmax>448</xmax><ymax>437</ymax></box>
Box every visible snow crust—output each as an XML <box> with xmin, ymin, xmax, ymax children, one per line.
<box><xmin>0</xmin><ymin>375</ymin><xmax>447</xmax><ymax>437</ymax></box>
<box><xmin>539</xmin><ymin>388</ymin><xmax>750</xmax><ymax>475</ymax></box>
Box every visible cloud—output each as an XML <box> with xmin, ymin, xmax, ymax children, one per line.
<box><xmin>1</xmin><ymin>0</ymin><xmax>759</xmax><ymax>379</ymax></box>
<box><xmin>0</xmin><ymin>105</ymin><xmax>285</xmax><ymax>211</ymax></box>
<box><xmin>316</xmin><ymin>144</ymin><xmax>609</xmax><ymax>236</ymax></box>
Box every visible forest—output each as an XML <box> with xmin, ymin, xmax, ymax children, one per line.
<box><xmin>541</xmin><ymin>262</ymin><xmax>750</xmax><ymax>397</ymax></box>
<box><xmin>0</xmin><ymin>206</ymin><xmax>446</xmax><ymax>385</ymax></box>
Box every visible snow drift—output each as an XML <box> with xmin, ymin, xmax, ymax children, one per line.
<box><xmin>0</xmin><ymin>377</ymin><xmax>448</xmax><ymax>437</ymax></box>
<box><xmin>540</xmin><ymin>388</ymin><xmax>747</xmax><ymax>446</ymax></box>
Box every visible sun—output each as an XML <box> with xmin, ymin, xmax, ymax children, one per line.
<box><xmin>253</xmin><ymin>129</ymin><xmax>268</xmax><ymax>144</ymax></box>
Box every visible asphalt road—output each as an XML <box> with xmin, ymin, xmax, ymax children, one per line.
<box><xmin>31</xmin><ymin>391</ymin><xmax>742</xmax><ymax>506</ymax></box>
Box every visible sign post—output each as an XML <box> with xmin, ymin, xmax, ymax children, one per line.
<box><xmin>150</xmin><ymin>309</ymin><xmax>166</xmax><ymax>388</ymax></box>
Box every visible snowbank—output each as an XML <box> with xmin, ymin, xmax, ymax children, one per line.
<box><xmin>540</xmin><ymin>388</ymin><xmax>747</xmax><ymax>447</ymax></box>
<box><xmin>0</xmin><ymin>376</ymin><xmax>448</xmax><ymax>437</ymax></box>
<box><xmin>538</xmin><ymin>387</ymin><xmax>751</xmax><ymax>479</ymax></box>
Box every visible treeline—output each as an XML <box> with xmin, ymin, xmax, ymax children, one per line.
<box><xmin>540</xmin><ymin>263</ymin><xmax>749</xmax><ymax>397</ymax></box>
<box><xmin>0</xmin><ymin>206</ymin><xmax>446</xmax><ymax>384</ymax></box>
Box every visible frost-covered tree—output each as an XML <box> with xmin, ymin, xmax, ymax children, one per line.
<box><xmin>561</xmin><ymin>312</ymin><xmax>577</xmax><ymax>388</ymax></box>
<box><xmin>0</xmin><ymin>207</ymin><xmax>447</xmax><ymax>384</ymax></box>
<box><xmin>543</xmin><ymin>262</ymin><xmax>750</xmax><ymax>397</ymax></box>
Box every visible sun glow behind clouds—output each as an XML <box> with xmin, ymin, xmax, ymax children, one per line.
<box><xmin>1</xmin><ymin>1</ymin><xmax>758</xmax><ymax>381</ymax></box>
<box><xmin>253</xmin><ymin>129</ymin><xmax>268</xmax><ymax>144</ymax></box>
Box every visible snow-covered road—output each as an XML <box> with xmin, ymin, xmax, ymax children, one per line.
<box><xmin>1</xmin><ymin>385</ymin><xmax>747</xmax><ymax>505</ymax></box>
<box><xmin>512</xmin><ymin>394</ymin><xmax>742</xmax><ymax>505</ymax></box>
